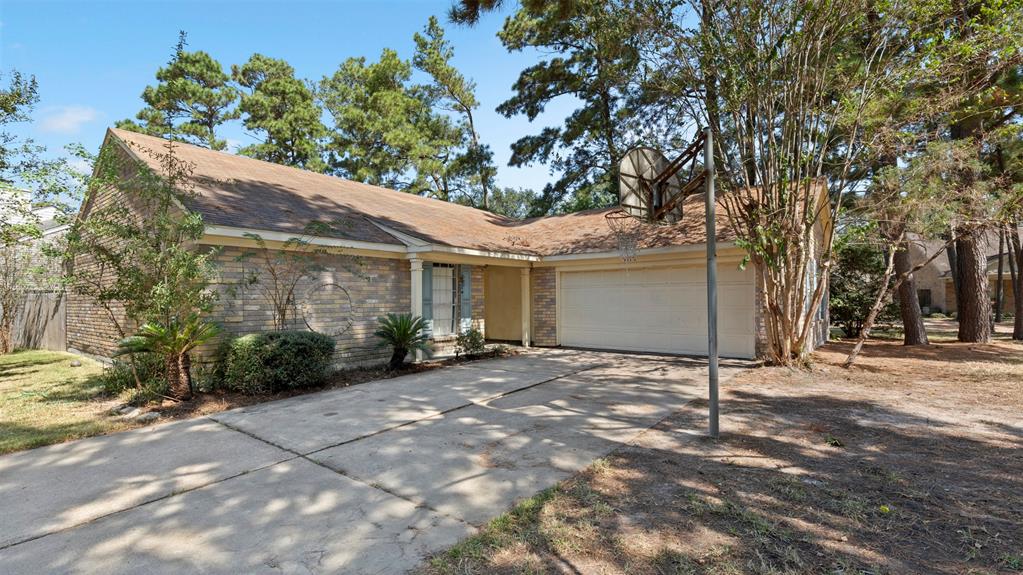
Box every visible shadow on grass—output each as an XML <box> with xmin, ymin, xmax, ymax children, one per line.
<box><xmin>426</xmin><ymin>389</ymin><xmax>1022</xmax><ymax>575</ymax></box>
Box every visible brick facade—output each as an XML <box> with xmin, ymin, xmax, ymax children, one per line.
<box><xmin>530</xmin><ymin>267</ymin><xmax>557</xmax><ymax>346</ymax></box>
<box><xmin>210</xmin><ymin>248</ymin><xmax>410</xmax><ymax>367</ymax></box>
<box><xmin>471</xmin><ymin>265</ymin><xmax>485</xmax><ymax>334</ymax></box>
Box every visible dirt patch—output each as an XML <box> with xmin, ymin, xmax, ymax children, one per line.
<box><xmin>424</xmin><ymin>339</ymin><xmax>1023</xmax><ymax>575</ymax></box>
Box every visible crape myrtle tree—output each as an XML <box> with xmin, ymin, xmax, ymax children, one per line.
<box><xmin>1</xmin><ymin>70</ymin><xmax>89</xmax><ymax>352</ymax></box>
<box><xmin>117</xmin><ymin>32</ymin><xmax>240</xmax><ymax>151</ymax></box>
<box><xmin>635</xmin><ymin>0</ymin><xmax>927</xmax><ymax>364</ymax></box>
<box><xmin>64</xmin><ymin>138</ymin><xmax>219</xmax><ymax>399</ymax></box>
<box><xmin>233</xmin><ymin>220</ymin><xmax>362</xmax><ymax>332</ymax></box>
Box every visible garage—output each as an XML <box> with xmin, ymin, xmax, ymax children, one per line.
<box><xmin>558</xmin><ymin>264</ymin><xmax>756</xmax><ymax>358</ymax></box>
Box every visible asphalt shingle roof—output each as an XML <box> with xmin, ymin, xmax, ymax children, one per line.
<box><xmin>109</xmin><ymin>128</ymin><xmax>733</xmax><ymax>257</ymax></box>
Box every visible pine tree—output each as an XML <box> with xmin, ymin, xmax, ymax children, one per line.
<box><xmin>117</xmin><ymin>32</ymin><xmax>239</xmax><ymax>150</ymax></box>
<box><xmin>233</xmin><ymin>54</ymin><xmax>326</xmax><ymax>171</ymax></box>
<box><xmin>495</xmin><ymin>0</ymin><xmax>645</xmax><ymax>215</ymax></box>
<box><xmin>414</xmin><ymin>16</ymin><xmax>496</xmax><ymax>208</ymax></box>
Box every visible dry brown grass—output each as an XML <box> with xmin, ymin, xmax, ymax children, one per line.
<box><xmin>424</xmin><ymin>338</ymin><xmax>1023</xmax><ymax>575</ymax></box>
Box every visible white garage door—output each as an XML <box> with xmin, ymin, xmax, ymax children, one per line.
<box><xmin>559</xmin><ymin>264</ymin><xmax>756</xmax><ymax>358</ymax></box>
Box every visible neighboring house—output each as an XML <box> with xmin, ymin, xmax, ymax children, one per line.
<box><xmin>911</xmin><ymin>232</ymin><xmax>1015</xmax><ymax>315</ymax></box>
<box><xmin>69</xmin><ymin>129</ymin><xmax>830</xmax><ymax>364</ymax></box>
<box><xmin>1</xmin><ymin>188</ymin><xmax>69</xmax><ymax>351</ymax></box>
<box><xmin>942</xmin><ymin>253</ymin><xmax>1016</xmax><ymax>315</ymax></box>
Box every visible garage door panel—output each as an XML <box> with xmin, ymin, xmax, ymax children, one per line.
<box><xmin>559</xmin><ymin>265</ymin><xmax>755</xmax><ymax>358</ymax></box>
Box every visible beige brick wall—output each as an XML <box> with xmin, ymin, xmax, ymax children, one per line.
<box><xmin>531</xmin><ymin>267</ymin><xmax>557</xmax><ymax>346</ymax></box>
<box><xmin>211</xmin><ymin>247</ymin><xmax>410</xmax><ymax>366</ymax></box>
<box><xmin>66</xmin><ymin>180</ymin><xmax>142</xmax><ymax>359</ymax></box>
<box><xmin>471</xmin><ymin>265</ymin><xmax>485</xmax><ymax>334</ymax></box>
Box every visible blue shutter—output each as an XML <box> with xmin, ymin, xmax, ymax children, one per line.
<box><xmin>422</xmin><ymin>263</ymin><xmax>433</xmax><ymax>336</ymax></box>
<box><xmin>459</xmin><ymin>265</ymin><xmax>472</xmax><ymax>332</ymax></box>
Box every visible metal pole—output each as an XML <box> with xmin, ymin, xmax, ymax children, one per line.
<box><xmin>704</xmin><ymin>127</ymin><xmax>719</xmax><ymax>439</ymax></box>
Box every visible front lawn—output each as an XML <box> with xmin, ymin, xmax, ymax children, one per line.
<box><xmin>423</xmin><ymin>339</ymin><xmax>1023</xmax><ymax>575</ymax></box>
<box><xmin>0</xmin><ymin>350</ymin><xmax>132</xmax><ymax>455</ymax></box>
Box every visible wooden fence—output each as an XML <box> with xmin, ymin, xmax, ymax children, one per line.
<box><xmin>13</xmin><ymin>291</ymin><xmax>67</xmax><ymax>351</ymax></box>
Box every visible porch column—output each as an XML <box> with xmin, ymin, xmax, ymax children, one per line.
<box><xmin>410</xmin><ymin>257</ymin><xmax>424</xmax><ymax>361</ymax></box>
<box><xmin>520</xmin><ymin>267</ymin><xmax>532</xmax><ymax>347</ymax></box>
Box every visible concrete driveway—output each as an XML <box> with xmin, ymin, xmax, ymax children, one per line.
<box><xmin>0</xmin><ymin>349</ymin><xmax>748</xmax><ymax>574</ymax></box>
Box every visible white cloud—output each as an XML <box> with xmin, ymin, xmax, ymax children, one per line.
<box><xmin>40</xmin><ymin>106</ymin><xmax>100</xmax><ymax>134</ymax></box>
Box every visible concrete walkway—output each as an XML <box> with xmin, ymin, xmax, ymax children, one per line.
<box><xmin>0</xmin><ymin>349</ymin><xmax>747</xmax><ymax>574</ymax></box>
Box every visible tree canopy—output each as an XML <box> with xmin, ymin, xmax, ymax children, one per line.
<box><xmin>117</xmin><ymin>32</ymin><xmax>240</xmax><ymax>151</ymax></box>
<box><xmin>233</xmin><ymin>54</ymin><xmax>326</xmax><ymax>171</ymax></box>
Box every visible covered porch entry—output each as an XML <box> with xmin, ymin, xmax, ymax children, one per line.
<box><xmin>408</xmin><ymin>256</ymin><xmax>533</xmax><ymax>351</ymax></box>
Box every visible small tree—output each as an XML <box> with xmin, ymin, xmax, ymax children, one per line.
<box><xmin>235</xmin><ymin>221</ymin><xmax>360</xmax><ymax>331</ymax></box>
<box><xmin>375</xmin><ymin>313</ymin><xmax>430</xmax><ymax>370</ymax></box>
<box><xmin>830</xmin><ymin>224</ymin><xmax>898</xmax><ymax>338</ymax></box>
<box><xmin>65</xmin><ymin>136</ymin><xmax>219</xmax><ymax>398</ymax></box>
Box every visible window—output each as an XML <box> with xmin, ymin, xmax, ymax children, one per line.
<box><xmin>917</xmin><ymin>289</ymin><xmax>932</xmax><ymax>308</ymax></box>
<box><xmin>431</xmin><ymin>264</ymin><xmax>457</xmax><ymax>336</ymax></box>
<box><xmin>422</xmin><ymin>263</ymin><xmax>473</xmax><ymax>338</ymax></box>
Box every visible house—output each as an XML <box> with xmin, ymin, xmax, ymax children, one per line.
<box><xmin>911</xmin><ymin>233</ymin><xmax>1016</xmax><ymax>315</ymax></box>
<box><xmin>1</xmin><ymin>187</ymin><xmax>69</xmax><ymax>351</ymax></box>
<box><xmin>68</xmin><ymin>128</ymin><xmax>828</xmax><ymax>364</ymax></box>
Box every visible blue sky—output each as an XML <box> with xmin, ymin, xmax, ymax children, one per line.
<box><xmin>0</xmin><ymin>0</ymin><xmax>574</xmax><ymax>191</ymax></box>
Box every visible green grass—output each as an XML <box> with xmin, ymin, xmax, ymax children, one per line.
<box><xmin>0</xmin><ymin>349</ymin><xmax>131</xmax><ymax>455</ymax></box>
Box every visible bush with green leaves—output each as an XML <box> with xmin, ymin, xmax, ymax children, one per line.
<box><xmin>222</xmin><ymin>330</ymin><xmax>336</xmax><ymax>394</ymax></box>
<box><xmin>455</xmin><ymin>326</ymin><xmax>485</xmax><ymax>358</ymax></box>
<box><xmin>374</xmin><ymin>313</ymin><xmax>430</xmax><ymax>370</ymax></box>
<box><xmin>95</xmin><ymin>352</ymin><xmax>169</xmax><ymax>405</ymax></box>
<box><xmin>829</xmin><ymin>224</ymin><xmax>899</xmax><ymax>338</ymax></box>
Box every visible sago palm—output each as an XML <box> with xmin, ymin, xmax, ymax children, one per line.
<box><xmin>116</xmin><ymin>315</ymin><xmax>222</xmax><ymax>400</ymax></box>
<box><xmin>374</xmin><ymin>313</ymin><xmax>430</xmax><ymax>370</ymax></box>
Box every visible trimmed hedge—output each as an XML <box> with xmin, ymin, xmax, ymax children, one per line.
<box><xmin>223</xmin><ymin>331</ymin><xmax>336</xmax><ymax>394</ymax></box>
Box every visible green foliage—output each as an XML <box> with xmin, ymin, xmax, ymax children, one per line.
<box><xmin>496</xmin><ymin>0</ymin><xmax>645</xmax><ymax>215</ymax></box>
<box><xmin>96</xmin><ymin>353</ymin><xmax>168</xmax><ymax>405</ymax></box>
<box><xmin>455</xmin><ymin>325</ymin><xmax>486</xmax><ymax>358</ymax></box>
<box><xmin>234</xmin><ymin>221</ymin><xmax>359</xmax><ymax>331</ymax></box>
<box><xmin>830</xmin><ymin>224</ymin><xmax>898</xmax><ymax>338</ymax></box>
<box><xmin>221</xmin><ymin>330</ymin><xmax>336</xmax><ymax>394</ymax></box>
<box><xmin>374</xmin><ymin>313</ymin><xmax>430</xmax><ymax>370</ymax></box>
<box><xmin>115</xmin><ymin>315</ymin><xmax>222</xmax><ymax>399</ymax></box>
<box><xmin>232</xmin><ymin>54</ymin><xmax>326</xmax><ymax>171</ymax></box>
<box><xmin>0</xmin><ymin>70</ymin><xmax>40</xmax><ymax>187</ymax></box>
<box><xmin>413</xmin><ymin>16</ymin><xmax>497</xmax><ymax>208</ymax></box>
<box><xmin>117</xmin><ymin>32</ymin><xmax>239</xmax><ymax>150</ymax></box>
<box><xmin>65</xmin><ymin>135</ymin><xmax>219</xmax><ymax>332</ymax></box>
<box><xmin>319</xmin><ymin>48</ymin><xmax>435</xmax><ymax>191</ymax></box>
<box><xmin>481</xmin><ymin>186</ymin><xmax>539</xmax><ymax>219</ymax></box>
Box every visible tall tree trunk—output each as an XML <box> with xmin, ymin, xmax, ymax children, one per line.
<box><xmin>894</xmin><ymin>240</ymin><xmax>928</xmax><ymax>345</ymax></box>
<box><xmin>946</xmin><ymin>237</ymin><xmax>960</xmax><ymax>308</ymax></box>
<box><xmin>955</xmin><ymin>232</ymin><xmax>991</xmax><ymax>343</ymax></box>
<box><xmin>995</xmin><ymin>228</ymin><xmax>1005</xmax><ymax>323</ymax></box>
<box><xmin>1009</xmin><ymin>225</ymin><xmax>1023</xmax><ymax>340</ymax></box>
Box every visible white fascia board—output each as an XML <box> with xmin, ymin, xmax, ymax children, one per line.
<box><xmin>407</xmin><ymin>244</ymin><xmax>540</xmax><ymax>262</ymax></box>
<box><xmin>201</xmin><ymin>224</ymin><xmax>408</xmax><ymax>254</ymax></box>
<box><xmin>366</xmin><ymin>220</ymin><xmax>432</xmax><ymax>247</ymax></box>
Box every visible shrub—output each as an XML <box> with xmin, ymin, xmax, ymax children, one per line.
<box><xmin>96</xmin><ymin>353</ymin><xmax>169</xmax><ymax>405</ymax></box>
<box><xmin>222</xmin><ymin>330</ymin><xmax>336</xmax><ymax>394</ymax></box>
<box><xmin>455</xmin><ymin>326</ymin><xmax>486</xmax><ymax>358</ymax></box>
<box><xmin>375</xmin><ymin>313</ymin><xmax>430</xmax><ymax>370</ymax></box>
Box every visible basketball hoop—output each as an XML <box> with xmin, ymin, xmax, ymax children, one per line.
<box><xmin>605</xmin><ymin>209</ymin><xmax>642</xmax><ymax>262</ymax></box>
